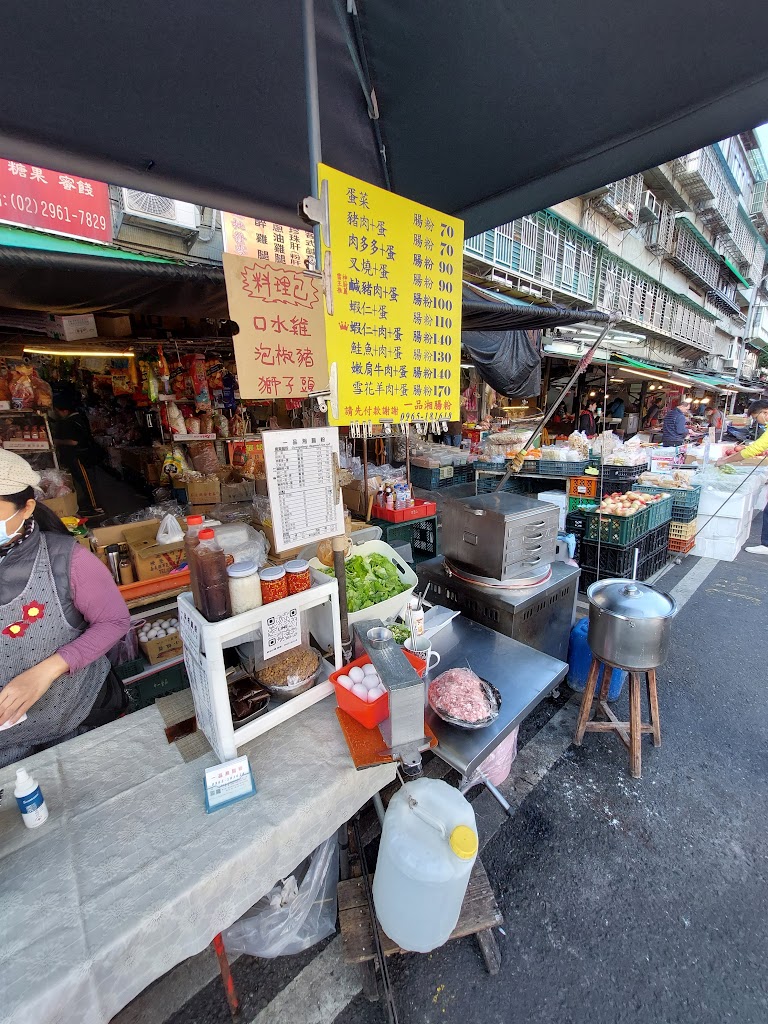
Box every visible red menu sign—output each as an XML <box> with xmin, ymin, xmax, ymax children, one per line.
<box><xmin>0</xmin><ymin>159</ymin><xmax>112</xmax><ymax>243</ymax></box>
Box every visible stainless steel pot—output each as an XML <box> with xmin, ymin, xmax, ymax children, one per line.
<box><xmin>586</xmin><ymin>578</ymin><xmax>678</xmax><ymax>670</ymax></box>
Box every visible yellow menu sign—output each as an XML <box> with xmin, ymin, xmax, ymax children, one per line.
<box><xmin>318</xmin><ymin>164</ymin><xmax>464</xmax><ymax>425</ymax></box>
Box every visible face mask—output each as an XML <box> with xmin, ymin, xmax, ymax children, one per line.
<box><xmin>0</xmin><ymin>510</ymin><xmax>24</xmax><ymax>546</ymax></box>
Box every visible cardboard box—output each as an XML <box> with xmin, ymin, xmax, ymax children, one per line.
<box><xmin>94</xmin><ymin>314</ymin><xmax>132</xmax><ymax>338</ymax></box>
<box><xmin>138</xmin><ymin>612</ymin><xmax>183</xmax><ymax>666</ymax></box>
<box><xmin>123</xmin><ymin>520</ymin><xmax>187</xmax><ymax>582</ymax></box>
<box><xmin>45</xmin><ymin>314</ymin><xmax>98</xmax><ymax>341</ymax></box>
<box><xmin>43</xmin><ymin>491</ymin><xmax>78</xmax><ymax>518</ymax></box>
<box><xmin>221</xmin><ymin>478</ymin><xmax>256</xmax><ymax>503</ymax></box>
<box><xmin>185</xmin><ymin>476</ymin><xmax>222</xmax><ymax>505</ymax></box>
<box><xmin>260</xmin><ymin>521</ymin><xmax>305</xmax><ymax>561</ymax></box>
<box><xmin>90</xmin><ymin>520</ymin><xmax>157</xmax><ymax>565</ymax></box>
<box><xmin>343</xmin><ymin>481</ymin><xmax>371</xmax><ymax>518</ymax></box>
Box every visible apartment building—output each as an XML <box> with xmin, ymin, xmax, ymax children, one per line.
<box><xmin>463</xmin><ymin>132</ymin><xmax>768</xmax><ymax>383</ymax></box>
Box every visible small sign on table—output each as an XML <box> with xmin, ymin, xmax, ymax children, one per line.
<box><xmin>204</xmin><ymin>755</ymin><xmax>256</xmax><ymax>813</ymax></box>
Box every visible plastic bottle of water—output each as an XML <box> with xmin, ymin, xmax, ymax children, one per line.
<box><xmin>373</xmin><ymin>779</ymin><xmax>477</xmax><ymax>952</ymax></box>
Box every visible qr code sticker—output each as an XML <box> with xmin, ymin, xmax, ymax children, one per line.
<box><xmin>264</xmin><ymin>606</ymin><xmax>301</xmax><ymax>658</ymax></box>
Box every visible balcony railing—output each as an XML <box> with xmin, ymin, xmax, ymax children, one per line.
<box><xmin>463</xmin><ymin>210</ymin><xmax>601</xmax><ymax>302</ymax></box>
<box><xmin>677</xmin><ymin>148</ymin><xmax>722</xmax><ymax>203</ymax></box>
<box><xmin>750</xmin><ymin>180</ymin><xmax>768</xmax><ymax>240</ymax></box>
<box><xmin>667</xmin><ymin>219</ymin><xmax>721</xmax><ymax>291</ymax></box>
<box><xmin>591</xmin><ymin>174</ymin><xmax>645</xmax><ymax>229</ymax></box>
<box><xmin>644</xmin><ymin>200</ymin><xmax>676</xmax><ymax>256</ymax></box>
<box><xmin>596</xmin><ymin>252</ymin><xmax>715</xmax><ymax>352</ymax></box>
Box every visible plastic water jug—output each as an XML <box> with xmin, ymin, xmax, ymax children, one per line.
<box><xmin>372</xmin><ymin>779</ymin><xmax>478</xmax><ymax>952</ymax></box>
<box><xmin>568</xmin><ymin>617</ymin><xmax>626</xmax><ymax>701</ymax></box>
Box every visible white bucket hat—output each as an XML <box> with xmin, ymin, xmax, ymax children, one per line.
<box><xmin>0</xmin><ymin>449</ymin><xmax>42</xmax><ymax>496</ymax></box>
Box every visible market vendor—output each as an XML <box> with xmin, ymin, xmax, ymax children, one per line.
<box><xmin>578</xmin><ymin>399</ymin><xmax>598</xmax><ymax>436</ymax></box>
<box><xmin>0</xmin><ymin>451</ymin><xmax>131</xmax><ymax>768</ymax></box>
<box><xmin>51</xmin><ymin>391</ymin><xmax>105</xmax><ymax>515</ymax></box>
<box><xmin>661</xmin><ymin>399</ymin><xmax>691</xmax><ymax>446</ymax></box>
<box><xmin>716</xmin><ymin>400</ymin><xmax>768</xmax><ymax>556</ymax></box>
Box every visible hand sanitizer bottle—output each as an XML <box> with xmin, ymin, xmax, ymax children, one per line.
<box><xmin>14</xmin><ymin>768</ymin><xmax>49</xmax><ymax>829</ymax></box>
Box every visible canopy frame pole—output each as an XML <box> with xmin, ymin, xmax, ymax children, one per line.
<box><xmin>302</xmin><ymin>0</ymin><xmax>323</xmax><ymax>262</ymax></box>
<box><xmin>493</xmin><ymin>313</ymin><xmax>621</xmax><ymax>492</ymax></box>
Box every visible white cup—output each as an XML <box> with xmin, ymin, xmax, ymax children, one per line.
<box><xmin>404</xmin><ymin>636</ymin><xmax>440</xmax><ymax>673</ymax></box>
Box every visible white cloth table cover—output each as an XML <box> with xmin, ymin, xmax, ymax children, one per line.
<box><xmin>0</xmin><ymin>701</ymin><xmax>395</xmax><ymax>1024</ymax></box>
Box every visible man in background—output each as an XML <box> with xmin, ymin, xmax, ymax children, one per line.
<box><xmin>51</xmin><ymin>393</ymin><xmax>104</xmax><ymax>515</ymax></box>
<box><xmin>661</xmin><ymin>398</ymin><xmax>691</xmax><ymax>447</ymax></box>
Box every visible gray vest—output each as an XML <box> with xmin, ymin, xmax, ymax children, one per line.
<box><xmin>0</xmin><ymin>531</ymin><xmax>108</xmax><ymax>767</ymax></box>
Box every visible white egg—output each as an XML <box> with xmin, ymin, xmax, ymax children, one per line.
<box><xmin>336</xmin><ymin>674</ymin><xmax>354</xmax><ymax>690</ymax></box>
<box><xmin>362</xmin><ymin>663</ymin><xmax>379</xmax><ymax>676</ymax></box>
<box><xmin>351</xmin><ymin>682</ymin><xmax>369</xmax><ymax>700</ymax></box>
<box><xmin>362</xmin><ymin>675</ymin><xmax>380</xmax><ymax>690</ymax></box>
<box><xmin>165</xmin><ymin>626</ymin><xmax>177</xmax><ymax>635</ymax></box>
<box><xmin>349</xmin><ymin>667</ymin><xmax>365</xmax><ymax>684</ymax></box>
<box><xmin>368</xmin><ymin>684</ymin><xmax>386</xmax><ymax>701</ymax></box>
<box><xmin>159</xmin><ymin>620</ymin><xmax>171</xmax><ymax>629</ymax></box>
<box><xmin>138</xmin><ymin>632</ymin><xmax>148</xmax><ymax>642</ymax></box>
<box><xmin>155</xmin><ymin>629</ymin><xmax>166</xmax><ymax>638</ymax></box>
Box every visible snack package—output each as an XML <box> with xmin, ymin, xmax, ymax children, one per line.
<box><xmin>184</xmin><ymin>353</ymin><xmax>211</xmax><ymax>410</ymax></box>
<box><xmin>166</xmin><ymin>401</ymin><xmax>186</xmax><ymax>435</ymax></box>
<box><xmin>187</xmin><ymin>440</ymin><xmax>221</xmax><ymax>475</ymax></box>
<box><xmin>162</xmin><ymin>447</ymin><xmax>189</xmax><ymax>480</ymax></box>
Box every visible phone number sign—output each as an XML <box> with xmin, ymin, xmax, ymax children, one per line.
<box><xmin>0</xmin><ymin>159</ymin><xmax>112</xmax><ymax>243</ymax></box>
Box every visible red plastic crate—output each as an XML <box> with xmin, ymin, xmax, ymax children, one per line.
<box><xmin>668</xmin><ymin>535</ymin><xmax>695</xmax><ymax>554</ymax></box>
<box><xmin>330</xmin><ymin>651</ymin><xmax>426</xmax><ymax>729</ymax></box>
<box><xmin>370</xmin><ymin>498</ymin><xmax>437</xmax><ymax>523</ymax></box>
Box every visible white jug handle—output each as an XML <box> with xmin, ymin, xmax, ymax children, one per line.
<box><xmin>407</xmin><ymin>796</ymin><xmax>448</xmax><ymax>839</ymax></box>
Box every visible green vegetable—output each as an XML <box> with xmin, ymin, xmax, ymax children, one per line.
<box><xmin>322</xmin><ymin>552</ymin><xmax>409</xmax><ymax>612</ymax></box>
<box><xmin>719</xmin><ymin>464</ymin><xmax>736</xmax><ymax>475</ymax></box>
<box><xmin>389</xmin><ymin>622</ymin><xmax>411</xmax><ymax>644</ymax></box>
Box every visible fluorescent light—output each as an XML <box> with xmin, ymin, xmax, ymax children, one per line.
<box><xmin>460</xmin><ymin>363</ymin><xmax>473</xmax><ymax>368</ymax></box>
<box><xmin>24</xmin><ymin>346</ymin><xmax>135</xmax><ymax>358</ymax></box>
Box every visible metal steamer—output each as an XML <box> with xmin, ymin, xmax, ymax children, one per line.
<box><xmin>586</xmin><ymin>578</ymin><xmax>678</xmax><ymax>671</ymax></box>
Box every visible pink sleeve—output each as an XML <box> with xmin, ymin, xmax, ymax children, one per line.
<box><xmin>57</xmin><ymin>545</ymin><xmax>132</xmax><ymax>674</ymax></box>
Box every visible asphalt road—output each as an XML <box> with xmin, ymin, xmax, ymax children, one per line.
<box><xmin>116</xmin><ymin>526</ymin><xmax>768</xmax><ymax>1024</ymax></box>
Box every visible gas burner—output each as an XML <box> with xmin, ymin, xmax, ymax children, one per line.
<box><xmin>443</xmin><ymin>559</ymin><xmax>552</xmax><ymax>590</ymax></box>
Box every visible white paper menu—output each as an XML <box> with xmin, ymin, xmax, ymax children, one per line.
<box><xmin>261</xmin><ymin>427</ymin><xmax>345</xmax><ymax>552</ymax></box>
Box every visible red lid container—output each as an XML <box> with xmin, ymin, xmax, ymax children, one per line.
<box><xmin>329</xmin><ymin>652</ymin><xmax>426</xmax><ymax>730</ymax></box>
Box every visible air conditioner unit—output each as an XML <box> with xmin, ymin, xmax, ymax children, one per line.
<box><xmin>624</xmin><ymin>203</ymin><xmax>636</xmax><ymax>223</ymax></box>
<box><xmin>117</xmin><ymin>189</ymin><xmax>200</xmax><ymax>234</ymax></box>
<box><xmin>639</xmin><ymin>190</ymin><xmax>661</xmax><ymax>223</ymax></box>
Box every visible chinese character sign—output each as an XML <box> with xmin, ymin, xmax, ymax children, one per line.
<box><xmin>0</xmin><ymin>158</ymin><xmax>111</xmax><ymax>243</ymax></box>
<box><xmin>221</xmin><ymin>211</ymin><xmax>315</xmax><ymax>269</ymax></box>
<box><xmin>223</xmin><ymin>254</ymin><xmax>329</xmax><ymax>400</ymax></box>
<box><xmin>318</xmin><ymin>163</ymin><xmax>464</xmax><ymax>426</ymax></box>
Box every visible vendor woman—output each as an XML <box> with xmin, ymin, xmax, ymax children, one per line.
<box><xmin>0</xmin><ymin>451</ymin><xmax>131</xmax><ymax>767</ymax></box>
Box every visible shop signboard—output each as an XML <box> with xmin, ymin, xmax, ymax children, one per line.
<box><xmin>221</xmin><ymin>211</ymin><xmax>315</xmax><ymax>268</ymax></box>
<box><xmin>0</xmin><ymin>158</ymin><xmax>111</xmax><ymax>243</ymax></box>
<box><xmin>223</xmin><ymin>254</ymin><xmax>329</xmax><ymax>400</ymax></box>
<box><xmin>317</xmin><ymin>163</ymin><xmax>464</xmax><ymax>426</ymax></box>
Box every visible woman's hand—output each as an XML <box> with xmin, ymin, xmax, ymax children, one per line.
<box><xmin>0</xmin><ymin>654</ymin><xmax>69</xmax><ymax>726</ymax></box>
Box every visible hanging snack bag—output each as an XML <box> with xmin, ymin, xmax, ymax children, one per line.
<box><xmin>184</xmin><ymin>353</ymin><xmax>211</xmax><ymax>410</ymax></box>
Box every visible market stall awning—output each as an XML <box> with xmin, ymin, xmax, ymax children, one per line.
<box><xmin>461</xmin><ymin>283</ymin><xmax>613</xmax><ymax>332</ymax></box>
<box><xmin>0</xmin><ymin>224</ymin><xmax>174</xmax><ymax>263</ymax></box>
<box><xmin>0</xmin><ymin>3</ymin><xmax>767</xmax><ymax>235</ymax></box>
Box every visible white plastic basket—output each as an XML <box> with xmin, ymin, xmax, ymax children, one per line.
<box><xmin>306</xmin><ymin>539</ymin><xmax>418</xmax><ymax>651</ymax></box>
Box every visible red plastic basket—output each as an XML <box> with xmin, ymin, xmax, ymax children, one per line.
<box><xmin>330</xmin><ymin>651</ymin><xmax>426</xmax><ymax>729</ymax></box>
<box><xmin>667</xmin><ymin>535</ymin><xmax>695</xmax><ymax>554</ymax></box>
<box><xmin>370</xmin><ymin>498</ymin><xmax>437</xmax><ymax>523</ymax></box>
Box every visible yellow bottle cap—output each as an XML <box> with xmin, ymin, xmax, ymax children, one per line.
<box><xmin>449</xmin><ymin>825</ymin><xmax>478</xmax><ymax>860</ymax></box>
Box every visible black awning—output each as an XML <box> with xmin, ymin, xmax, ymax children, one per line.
<box><xmin>0</xmin><ymin>2</ymin><xmax>766</xmax><ymax>235</ymax></box>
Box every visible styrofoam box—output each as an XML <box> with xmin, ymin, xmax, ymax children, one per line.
<box><xmin>693</xmin><ymin>523</ymin><xmax>750</xmax><ymax>562</ymax></box>
<box><xmin>696</xmin><ymin>514</ymin><xmax>746</xmax><ymax>541</ymax></box>
<box><xmin>754</xmin><ymin>484</ymin><xmax>768</xmax><ymax>513</ymax></box>
<box><xmin>537</xmin><ymin>490</ymin><xmax>567</xmax><ymax>530</ymax></box>
<box><xmin>306</xmin><ymin>539</ymin><xmax>417</xmax><ymax>651</ymax></box>
<box><xmin>697</xmin><ymin>487</ymin><xmax>754</xmax><ymax>521</ymax></box>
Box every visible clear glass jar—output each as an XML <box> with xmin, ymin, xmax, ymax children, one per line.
<box><xmin>227</xmin><ymin>560</ymin><xmax>263</xmax><ymax>614</ymax></box>
<box><xmin>285</xmin><ymin>559</ymin><xmax>311</xmax><ymax>595</ymax></box>
<box><xmin>259</xmin><ymin>565</ymin><xmax>288</xmax><ymax>604</ymax></box>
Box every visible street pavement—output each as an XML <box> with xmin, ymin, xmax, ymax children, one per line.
<box><xmin>114</xmin><ymin>520</ymin><xmax>768</xmax><ymax>1024</ymax></box>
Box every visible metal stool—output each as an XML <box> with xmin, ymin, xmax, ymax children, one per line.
<box><xmin>573</xmin><ymin>656</ymin><xmax>661</xmax><ymax>778</ymax></box>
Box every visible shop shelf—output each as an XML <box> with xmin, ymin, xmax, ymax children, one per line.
<box><xmin>542</xmin><ymin>460</ymin><xmax>588</xmax><ymax>477</ymax></box>
<box><xmin>583</xmin><ymin>505</ymin><xmax>649</xmax><ymax>546</ymax></box>
<box><xmin>669</xmin><ymin>519</ymin><xmax>697</xmax><ymax>541</ymax></box>
<box><xmin>635</xmin><ymin>483</ymin><xmax>701</xmax><ymax>510</ymax></box>
<box><xmin>671</xmin><ymin>505</ymin><xmax>699</xmax><ymax>523</ymax></box>
<box><xmin>369</xmin><ymin>515</ymin><xmax>439</xmax><ymax>562</ymax></box>
<box><xmin>568</xmin><ymin>476</ymin><xmax>599</xmax><ymax>499</ymax></box>
<box><xmin>668</xmin><ymin>535</ymin><xmax>696</xmax><ymax>554</ymax></box>
<box><xmin>370</xmin><ymin>498</ymin><xmax>437</xmax><ymax>523</ymax></box>
<box><xmin>636</xmin><ymin>492</ymin><xmax>673</xmax><ymax>530</ymax></box>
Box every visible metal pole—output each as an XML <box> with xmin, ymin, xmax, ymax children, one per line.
<box><xmin>302</xmin><ymin>0</ymin><xmax>323</xmax><ymax>262</ymax></box>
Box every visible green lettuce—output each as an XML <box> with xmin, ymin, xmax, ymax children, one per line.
<box><xmin>322</xmin><ymin>552</ymin><xmax>408</xmax><ymax>612</ymax></box>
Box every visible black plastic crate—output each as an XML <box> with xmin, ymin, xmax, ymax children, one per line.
<box><xmin>600</xmin><ymin>479</ymin><xmax>633</xmax><ymax>496</ymax></box>
<box><xmin>599</xmin><ymin>464</ymin><xmax>646</xmax><ymax>481</ymax></box>
<box><xmin>578</xmin><ymin>546</ymin><xmax>669</xmax><ymax>592</ymax></box>
<box><xmin>372</xmin><ymin>515</ymin><xmax>439</xmax><ymax>562</ymax></box>
<box><xmin>671</xmin><ymin>505</ymin><xmax>698</xmax><ymax>523</ymax></box>
<box><xmin>578</xmin><ymin>522</ymin><xmax>670</xmax><ymax>573</ymax></box>
<box><xmin>566</xmin><ymin>510</ymin><xmax>591</xmax><ymax>535</ymax></box>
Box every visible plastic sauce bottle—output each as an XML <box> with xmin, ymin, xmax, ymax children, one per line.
<box><xmin>14</xmin><ymin>768</ymin><xmax>49</xmax><ymax>829</ymax></box>
<box><xmin>194</xmin><ymin>528</ymin><xmax>232</xmax><ymax>622</ymax></box>
<box><xmin>185</xmin><ymin>514</ymin><xmax>205</xmax><ymax>609</ymax></box>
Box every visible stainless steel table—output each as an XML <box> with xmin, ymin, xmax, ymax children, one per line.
<box><xmin>424</xmin><ymin>616</ymin><xmax>568</xmax><ymax>779</ymax></box>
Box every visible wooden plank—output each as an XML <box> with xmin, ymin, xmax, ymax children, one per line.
<box><xmin>647</xmin><ymin>669</ymin><xmax>662</xmax><ymax>746</ymax></box>
<box><xmin>629</xmin><ymin>672</ymin><xmax>642</xmax><ymax>778</ymax></box>
<box><xmin>573</xmin><ymin>658</ymin><xmax>600</xmax><ymax>744</ymax></box>
<box><xmin>338</xmin><ymin>859</ymin><xmax>502</xmax><ymax>964</ymax></box>
<box><xmin>475</xmin><ymin>928</ymin><xmax>502</xmax><ymax>975</ymax></box>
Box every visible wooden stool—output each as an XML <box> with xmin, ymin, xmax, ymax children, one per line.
<box><xmin>573</xmin><ymin>656</ymin><xmax>661</xmax><ymax>778</ymax></box>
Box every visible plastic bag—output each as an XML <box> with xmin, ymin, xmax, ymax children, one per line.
<box><xmin>224</xmin><ymin>835</ymin><xmax>339</xmax><ymax>958</ymax></box>
<box><xmin>213</xmin><ymin>522</ymin><xmax>269</xmax><ymax>567</ymax></box>
<box><xmin>156</xmin><ymin>513</ymin><xmax>185</xmax><ymax>544</ymax></box>
<box><xmin>187</xmin><ymin>440</ymin><xmax>221</xmax><ymax>475</ymax></box>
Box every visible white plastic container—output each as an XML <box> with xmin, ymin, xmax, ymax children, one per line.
<box><xmin>14</xmin><ymin>767</ymin><xmax>49</xmax><ymax>829</ymax></box>
<box><xmin>372</xmin><ymin>779</ymin><xmax>478</xmax><ymax>953</ymax></box>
